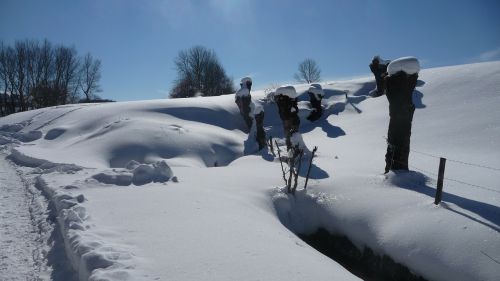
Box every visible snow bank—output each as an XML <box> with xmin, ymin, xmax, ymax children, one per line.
<box><xmin>92</xmin><ymin>160</ymin><xmax>175</xmax><ymax>186</ymax></box>
<box><xmin>388</xmin><ymin>56</ymin><xmax>420</xmax><ymax>75</ymax></box>
<box><xmin>8</xmin><ymin>148</ymin><xmax>82</xmax><ymax>173</ymax></box>
<box><xmin>35</xmin><ymin>176</ymin><xmax>147</xmax><ymax>281</ymax></box>
<box><xmin>1</xmin><ymin>98</ymin><xmax>246</xmax><ymax>169</ymax></box>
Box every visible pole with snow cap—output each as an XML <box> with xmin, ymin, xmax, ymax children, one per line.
<box><xmin>369</xmin><ymin>56</ymin><xmax>391</xmax><ymax>97</ymax></box>
<box><xmin>235</xmin><ymin>77</ymin><xmax>253</xmax><ymax>130</ymax></box>
<box><xmin>307</xmin><ymin>84</ymin><xmax>324</xmax><ymax>122</ymax></box>
<box><xmin>384</xmin><ymin>57</ymin><xmax>420</xmax><ymax>173</ymax></box>
<box><xmin>273</xmin><ymin>85</ymin><xmax>300</xmax><ymax>149</ymax></box>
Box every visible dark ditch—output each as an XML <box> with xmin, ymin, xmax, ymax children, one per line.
<box><xmin>299</xmin><ymin>228</ymin><xmax>428</xmax><ymax>281</ymax></box>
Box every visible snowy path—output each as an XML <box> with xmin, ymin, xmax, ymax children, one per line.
<box><xmin>0</xmin><ymin>155</ymin><xmax>48</xmax><ymax>281</ymax></box>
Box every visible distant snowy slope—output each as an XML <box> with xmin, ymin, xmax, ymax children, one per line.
<box><xmin>0</xmin><ymin>61</ymin><xmax>499</xmax><ymax>281</ymax></box>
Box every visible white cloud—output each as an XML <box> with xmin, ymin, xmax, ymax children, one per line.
<box><xmin>478</xmin><ymin>47</ymin><xmax>500</xmax><ymax>62</ymax></box>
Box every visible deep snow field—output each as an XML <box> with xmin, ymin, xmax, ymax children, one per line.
<box><xmin>0</xmin><ymin>61</ymin><xmax>499</xmax><ymax>281</ymax></box>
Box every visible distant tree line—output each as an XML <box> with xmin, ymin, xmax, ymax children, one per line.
<box><xmin>0</xmin><ymin>39</ymin><xmax>104</xmax><ymax>116</ymax></box>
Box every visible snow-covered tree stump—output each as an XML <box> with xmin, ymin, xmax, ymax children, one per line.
<box><xmin>384</xmin><ymin>57</ymin><xmax>420</xmax><ymax>173</ymax></box>
<box><xmin>235</xmin><ymin>77</ymin><xmax>253</xmax><ymax>130</ymax></box>
<box><xmin>307</xmin><ymin>84</ymin><xmax>324</xmax><ymax>122</ymax></box>
<box><xmin>274</xmin><ymin>86</ymin><xmax>300</xmax><ymax>149</ymax></box>
<box><xmin>369</xmin><ymin>56</ymin><xmax>391</xmax><ymax>97</ymax></box>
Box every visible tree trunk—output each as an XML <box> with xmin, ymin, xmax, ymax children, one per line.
<box><xmin>384</xmin><ymin>72</ymin><xmax>418</xmax><ymax>173</ymax></box>
<box><xmin>275</xmin><ymin>95</ymin><xmax>300</xmax><ymax>149</ymax></box>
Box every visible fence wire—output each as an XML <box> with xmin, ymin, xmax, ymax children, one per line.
<box><xmin>384</xmin><ymin>137</ymin><xmax>500</xmax><ymax>193</ymax></box>
<box><xmin>392</xmin><ymin>158</ymin><xmax>500</xmax><ymax>193</ymax></box>
<box><xmin>410</xmin><ymin>149</ymin><xmax>500</xmax><ymax>172</ymax></box>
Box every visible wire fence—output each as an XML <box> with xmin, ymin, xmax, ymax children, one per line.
<box><xmin>410</xmin><ymin>149</ymin><xmax>500</xmax><ymax>172</ymax></box>
<box><xmin>399</xmin><ymin>159</ymin><xmax>500</xmax><ymax>194</ymax></box>
<box><xmin>385</xmin><ymin>137</ymin><xmax>500</xmax><ymax>194</ymax></box>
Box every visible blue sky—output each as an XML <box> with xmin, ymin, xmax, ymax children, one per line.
<box><xmin>1</xmin><ymin>0</ymin><xmax>499</xmax><ymax>101</ymax></box>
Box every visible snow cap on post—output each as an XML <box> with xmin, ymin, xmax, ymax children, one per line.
<box><xmin>275</xmin><ymin>85</ymin><xmax>298</xmax><ymax>98</ymax></box>
<box><xmin>387</xmin><ymin>57</ymin><xmax>420</xmax><ymax>76</ymax></box>
<box><xmin>240</xmin><ymin>77</ymin><xmax>252</xmax><ymax>90</ymax></box>
<box><xmin>240</xmin><ymin>77</ymin><xmax>252</xmax><ymax>85</ymax></box>
<box><xmin>308</xmin><ymin>84</ymin><xmax>324</xmax><ymax>99</ymax></box>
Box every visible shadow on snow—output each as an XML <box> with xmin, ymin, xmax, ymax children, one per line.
<box><xmin>390</xmin><ymin>171</ymin><xmax>500</xmax><ymax>233</ymax></box>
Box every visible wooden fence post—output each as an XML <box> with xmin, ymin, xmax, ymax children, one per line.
<box><xmin>434</xmin><ymin>157</ymin><xmax>446</xmax><ymax>205</ymax></box>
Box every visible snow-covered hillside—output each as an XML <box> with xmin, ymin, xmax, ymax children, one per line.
<box><xmin>1</xmin><ymin>61</ymin><xmax>499</xmax><ymax>281</ymax></box>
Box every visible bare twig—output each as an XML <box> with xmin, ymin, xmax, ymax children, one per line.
<box><xmin>287</xmin><ymin>153</ymin><xmax>294</xmax><ymax>193</ymax></box>
<box><xmin>268</xmin><ymin>136</ymin><xmax>276</xmax><ymax>157</ymax></box>
<box><xmin>275</xmin><ymin>140</ymin><xmax>287</xmax><ymax>185</ymax></box>
<box><xmin>304</xmin><ymin>146</ymin><xmax>318</xmax><ymax>190</ymax></box>
<box><xmin>292</xmin><ymin>149</ymin><xmax>304</xmax><ymax>194</ymax></box>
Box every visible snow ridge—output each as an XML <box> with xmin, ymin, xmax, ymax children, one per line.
<box><xmin>35</xmin><ymin>176</ymin><xmax>146</xmax><ymax>281</ymax></box>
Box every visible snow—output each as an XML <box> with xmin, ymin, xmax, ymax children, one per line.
<box><xmin>251</xmin><ymin>102</ymin><xmax>264</xmax><ymax>114</ymax></box>
<box><xmin>1</xmin><ymin>61</ymin><xmax>499</xmax><ymax>281</ymax></box>
<box><xmin>0</xmin><ymin>153</ymin><xmax>51</xmax><ymax>280</ymax></box>
<box><xmin>289</xmin><ymin>132</ymin><xmax>309</xmax><ymax>152</ymax></box>
<box><xmin>275</xmin><ymin>85</ymin><xmax>299</xmax><ymax>98</ymax></box>
<box><xmin>235</xmin><ymin>87</ymin><xmax>250</xmax><ymax>97</ymax></box>
<box><xmin>92</xmin><ymin>160</ymin><xmax>174</xmax><ymax>186</ymax></box>
<box><xmin>388</xmin><ymin>56</ymin><xmax>421</xmax><ymax>75</ymax></box>
<box><xmin>308</xmin><ymin>84</ymin><xmax>324</xmax><ymax>100</ymax></box>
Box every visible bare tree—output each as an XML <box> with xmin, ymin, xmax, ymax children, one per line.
<box><xmin>79</xmin><ymin>53</ymin><xmax>102</xmax><ymax>101</ymax></box>
<box><xmin>1</xmin><ymin>39</ymin><xmax>104</xmax><ymax>114</ymax></box>
<box><xmin>0</xmin><ymin>43</ymin><xmax>7</xmax><ymax>115</ymax></box>
<box><xmin>54</xmin><ymin>45</ymin><xmax>80</xmax><ymax>104</ymax></box>
<box><xmin>25</xmin><ymin>39</ymin><xmax>42</xmax><ymax>109</ymax></box>
<box><xmin>294</xmin><ymin>58</ymin><xmax>321</xmax><ymax>84</ymax></box>
<box><xmin>4</xmin><ymin>46</ymin><xmax>18</xmax><ymax>113</ymax></box>
<box><xmin>29</xmin><ymin>40</ymin><xmax>57</xmax><ymax>109</ymax></box>
<box><xmin>14</xmin><ymin>41</ymin><xmax>29</xmax><ymax>111</ymax></box>
<box><xmin>38</xmin><ymin>39</ymin><xmax>54</xmax><ymax>86</ymax></box>
<box><xmin>170</xmin><ymin>45</ymin><xmax>234</xmax><ymax>98</ymax></box>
